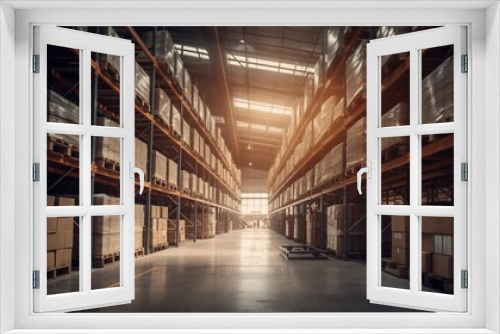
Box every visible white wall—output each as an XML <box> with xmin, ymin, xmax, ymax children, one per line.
<box><xmin>241</xmin><ymin>167</ymin><xmax>268</xmax><ymax>194</ymax></box>
<box><xmin>485</xmin><ymin>2</ymin><xmax>500</xmax><ymax>333</ymax></box>
<box><xmin>0</xmin><ymin>2</ymin><xmax>16</xmax><ymax>333</ymax></box>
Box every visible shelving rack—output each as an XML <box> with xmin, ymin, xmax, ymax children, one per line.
<box><xmin>267</xmin><ymin>26</ymin><xmax>454</xmax><ymax>260</ymax></box>
<box><xmin>47</xmin><ymin>26</ymin><xmax>243</xmax><ymax>258</ymax></box>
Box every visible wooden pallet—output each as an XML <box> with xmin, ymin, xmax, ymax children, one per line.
<box><xmin>95</xmin><ymin>157</ymin><xmax>120</xmax><ymax>172</ymax></box>
<box><xmin>93</xmin><ymin>253</ymin><xmax>120</xmax><ymax>268</ymax></box>
<box><xmin>151</xmin><ymin>243</ymin><xmax>168</xmax><ymax>252</ymax></box>
<box><xmin>135</xmin><ymin>248</ymin><xmax>145</xmax><ymax>258</ymax></box>
<box><xmin>152</xmin><ymin>176</ymin><xmax>167</xmax><ymax>188</ymax></box>
<box><xmin>47</xmin><ymin>136</ymin><xmax>79</xmax><ymax>158</ymax></box>
<box><xmin>383</xmin><ymin>261</ymin><xmax>408</xmax><ymax>278</ymax></box>
<box><xmin>167</xmin><ymin>182</ymin><xmax>179</xmax><ymax>191</ymax></box>
<box><xmin>47</xmin><ymin>266</ymin><xmax>71</xmax><ymax>280</ymax></box>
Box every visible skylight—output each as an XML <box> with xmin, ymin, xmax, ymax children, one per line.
<box><xmin>175</xmin><ymin>44</ymin><xmax>210</xmax><ymax>61</ymax></box>
<box><xmin>236</xmin><ymin>121</ymin><xmax>283</xmax><ymax>133</ymax></box>
<box><xmin>227</xmin><ymin>53</ymin><xmax>314</xmax><ymax>76</ymax></box>
<box><xmin>234</xmin><ymin>98</ymin><xmax>293</xmax><ymax>116</ymax></box>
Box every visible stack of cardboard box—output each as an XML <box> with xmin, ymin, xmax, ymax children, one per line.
<box><xmin>152</xmin><ymin>150</ymin><xmax>167</xmax><ymax>182</ymax></box>
<box><xmin>92</xmin><ymin>194</ymin><xmax>120</xmax><ymax>264</ymax></box>
<box><xmin>149</xmin><ymin>205</ymin><xmax>168</xmax><ymax>251</ymax></box>
<box><xmin>167</xmin><ymin>158</ymin><xmax>178</xmax><ymax>188</ymax></box>
<box><xmin>326</xmin><ymin>204</ymin><xmax>367</xmax><ymax>256</ymax></box>
<box><xmin>346</xmin><ymin>40</ymin><xmax>368</xmax><ymax>111</ymax></box>
<box><xmin>135</xmin><ymin>204</ymin><xmax>144</xmax><ymax>251</ymax></box>
<box><xmin>203</xmin><ymin>208</ymin><xmax>216</xmax><ymax>239</ymax></box>
<box><xmin>47</xmin><ymin>195</ymin><xmax>75</xmax><ymax>274</ymax></box>
<box><xmin>167</xmin><ymin>219</ymin><xmax>186</xmax><ymax>245</ymax></box>
<box><xmin>346</xmin><ymin>117</ymin><xmax>367</xmax><ymax>171</ymax></box>
<box><xmin>391</xmin><ymin>216</ymin><xmax>410</xmax><ymax>269</ymax></box>
<box><xmin>135</xmin><ymin>138</ymin><xmax>148</xmax><ymax>179</ymax></box>
<box><xmin>422</xmin><ymin>217</ymin><xmax>454</xmax><ymax>280</ymax></box>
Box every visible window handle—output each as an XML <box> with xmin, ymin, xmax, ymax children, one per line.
<box><xmin>129</xmin><ymin>162</ymin><xmax>144</xmax><ymax>195</ymax></box>
<box><xmin>357</xmin><ymin>162</ymin><xmax>371</xmax><ymax>195</ymax></box>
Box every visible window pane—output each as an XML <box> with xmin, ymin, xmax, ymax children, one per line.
<box><xmin>421</xmin><ymin>45</ymin><xmax>454</xmax><ymax>124</ymax></box>
<box><xmin>47</xmin><ymin>216</ymin><xmax>80</xmax><ymax>295</ymax></box>
<box><xmin>92</xmin><ymin>215</ymin><xmax>121</xmax><ymax>290</ymax></box>
<box><xmin>421</xmin><ymin>134</ymin><xmax>454</xmax><ymax>205</ymax></box>
<box><xmin>91</xmin><ymin>136</ymin><xmax>121</xmax><ymax>204</ymax></box>
<box><xmin>380</xmin><ymin>51</ymin><xmax>410</xmax><ymax>127</ymax></box>
<box><xmin>47</xmin><ymin>134</ymin><xmax>80</xmax><ymax>206</ymax></box>
<box><xmin>381</xmin><ymin>136</ymin><xmax>410</xmax><ymax>205</ymax></box>
<box><xmin>47</xmin><ymin>45</ymin><xmax>80</xmax><ymax>125</ymax></box>
<box><xmin>421</xmin><ymin>216</ymin><xmax>454</xmax><ymax>295</ymax></box>
<box><xmin>381</xmin><ymin>215</ymin><xmax>410</xmax><ymax>290</ymax></box>
<box><xmin>92</xmin><ymin>51</ymin><xmax>121</xmax><ymax>127</ymax></box>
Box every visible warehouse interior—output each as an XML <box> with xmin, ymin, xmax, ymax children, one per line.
<box><xmin>45</xmin><ymin>26</ymin><xmax>454</xmax><ymax>312</ymax></box>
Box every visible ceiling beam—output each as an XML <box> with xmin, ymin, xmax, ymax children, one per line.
<box><xmin>202</xmin><ymin>27</ymin><xmax>240</xmax><ymax>160</ymax></box>
<box><xmin>238</xmin><ymin>133</ymin><xmax>282</xmax><ymax>146</ymax></box>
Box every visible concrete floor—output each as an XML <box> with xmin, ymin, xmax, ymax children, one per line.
<box><xmin>49</xmin><ymin>228</ymin><xmax>421</xmax><ymax>312</ymax></box>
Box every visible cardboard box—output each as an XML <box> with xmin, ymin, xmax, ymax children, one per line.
<box><xmin>58</xmin><ymin>196</ymin><xmax>75</xmax><ymax>206</ymax></box>
<box><xmin>47</xmin><ymin>217</ymin><xmax>58</xmax><ymax>233</ymax></box>
<box><xmin>432</xmin><ymin>253</ymin><xmax>453</xmax><ymax>279</ymax></box>
<box><xmin>47</xmin><ymin>196</ymin><xmax>56</xmax><ymax>206</ymax></box>
<box><xmin>47</xmin><ymin>251</ymin><xmax>56</xmax><ymax>270</ymax></box>
<box><xmin>63</xmin><ymin>231</ymin><xmax>74</xmax><ymax>249</ymax></box>
<box><xmin>392</xmin><ymin>216</ymin><xmax>410</xmax><ymax>232</ymax></box>
<box><xmin>47</xmin><ymin>232</ymin><xmax>63</xmax><ymax>251</ymax></box>
<box><xmin>158</xmin><ymin>218</ymin><xmax>167</xmax><ymax>231</ymax></box>
<box><xmin>56</xmin><ymin>248</ymin><xmax>72</xmax><ymax>268</ymax></box>
<box><xmin>57</xmin><ymin>217</ymin><xmax>74</xmax><ymax>232</ymax></box>
<box><xmin>151</xmin><ymin>218</ymin><xmax>158</xmax><ymax>231</ymax></box>
<box><xmin>422</xmin><ymin>251</ymin><xmax>432</xmax><ymax>273</ymax></box>
<box><xmin>160</xmin><ymin>206</ymin><xmax>168</xmax><ymax>218</ymax></box>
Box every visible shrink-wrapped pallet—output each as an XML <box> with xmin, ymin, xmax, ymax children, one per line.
<box><xmin>142</xmin><ymin>30</ymin><xmax>176</xmax><ymax>74</ymax></box>
<box><xmin>325</xmin><ymin>27</ymin><xmax>350</xmax><ymax>70</ymax></box>
<box><xmin>346</xmin><ymin>41</ymin><xmax>368</xmax><ymax>110</ymax></box>
<box><xmin>183</xmin><ymin>68</ymin><xmax>193</xmax><ymax>103</ymax></box>
<box><xmin>152</xmin><ymin>150</ymin><xmax>167</xmax><ymax>181</ymax></box>
<box><xmin>333</xmin><ymin>97</ymin><xmax>345</xmax><ymax>125</ymax></box>
<box><xmin>314</xmin><ymin>159</ymin><xmax>324</xmax><ymax>186</ymax></box>
<box><xmin>98</xmin><ymin>27</ymin><xmax>121</xmax><ymax>74</ymax></box>
<box><xmin>135</xmin><ymin>138</ymin><xmax>148</xmax><ymax>179</ymax></box>
<box><xmin>303</xmin><ymin>74</ymin><xmax>314</xmax><ymax>112</ymax></box>
<box><xmin>170</xmin><ymin>104</ymin><xmax>181</xmax><ymax>137</ymax></box>
<box><xmin>181</xmin><ymin>170</ymin><xmax>190</xmax><ymax>191</ymax></box>
<box><xmin>135</xmin><ymin>62</ymin><xmax>150</xmax><ymax>105</ymax></box>
<box><xmin>190</xmin><ymin>174</ymin><xmax>198</xmax><ymax>194</ymax></box>
<box><xmin>346</xmin><ymin>117</ymin><xmax>367</xmax><ymax>171</ymax></box>
<box><xmin>421</xmin><ymin>57</ymin><xmax>454</xmax><ymax>124</ymax></box>
<box><xmin>167</xmin><ymin>158</ymin><xmax>178</xmax><ymax>187</ymax></box>
<box><xmin>48</xmin><ymin>90</ymin><xmax>79</xmax><ymax>125</ymax></box>
<box><xmin>155</xmin><ymin>88</ymin><xmax>171</xmax><ymax>125</ymax></box>
<box><xmin>192</xmin><ymin>85</ymin><xmax>200</xmax><ymax>114</ymax></box>
<box><xmin>205</xmin><ymin>106</ymin><xmax>212</xmax><ymax>134</ymax></box>
<box><xmin>313</xmin><ymin>55</ymin><xmax>325</xmax><ymax>97</ymax></box>
<box><xmin>94</xmin><ymin>117</ymin><xmax>120</xmax><ymax>163</ymax></box>
<box><xmin>192</xmin><ymin>129</ymin><xmax>200</xmax><ymax>155</ymax></box>
<box><xmin>198</xmin><ymin>97</ymin><xmax>206</xmax><ymax>122</ymax></box>
<box><xmin>134</xmin><ymin>204</ymin><xmax>144</xmax><ymax>250</ymax></box>
<box><xmin>313</xmin><ymin>95</ymin><xmax>338</xmax><ymax>144</ymax></box>
<box><xmin>174</xmin><ymin>52</ymin><xmax>184</xmax><ymax>89</ymax></box>
<box><xmin>381</xmin><ymin>103</ymin><xmax>410</xmax><ymax>151</ymax></box>
<box><xmin>199</xmin><ymin>137</ymin><xmax>205</xmax><ymax>159</ymax></box>
<box><xmin>182</xmin><ymin>120</ymin><xmax>191</xmax><ymax>146</ymax></box>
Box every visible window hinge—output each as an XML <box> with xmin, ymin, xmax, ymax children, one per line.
<box><xmin>33</xmin><ymin>270</ymin><xmax>40</xmax><ymax>289</ymax></box>
<box><xmin>461</xmin><ymin>54</ymin><xmax>468</xmax><ymax>73</ymax></box>
<box><xmin>461</xmin><ymin>162</ymin><xmax>468</xmax><ymax>181</ymax></box>
<box><xmin>33</xmin><ymin>54</ymin><xmax>40</xmax><ymax>73</ymax></box>
<box><xmin>33</xmin><ymin>163</ymin><xmax>40</xmax><ymax>182</ymax></box>
<box><xmin>461</xmin><ymin>270</ymin><xmax>468</xmax><ymax>289</ymax></box>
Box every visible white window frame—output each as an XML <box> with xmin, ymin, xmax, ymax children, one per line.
<box><xmin>365</xmin><ymin>26</ymin><xmax>467</xmax><ymax>312</ymax></box>
<box><xmin>0</xmin><ymin>1</ymin><xmax>498</xmax><ymax>333</ymax></box>
<box><xmin>33</xmin><ymin>26</ymin><xmax>137</xmax><ymax>313</ymax></box>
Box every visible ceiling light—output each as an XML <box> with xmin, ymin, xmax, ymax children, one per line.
<box><xmin>249</xmin><ymin>162</ymin><xmax>253</xmax><ymax>166</ymax></box>
<box><xmin>247</xmin><ymin>143</ymin><xmax>252</xmax><ymax>150</ymax></box>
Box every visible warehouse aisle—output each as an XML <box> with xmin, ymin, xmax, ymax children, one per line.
<box><xmin>72</xmin><ymin>229</ymin><xmax>417</xmax><ymax>313</ymax></box>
